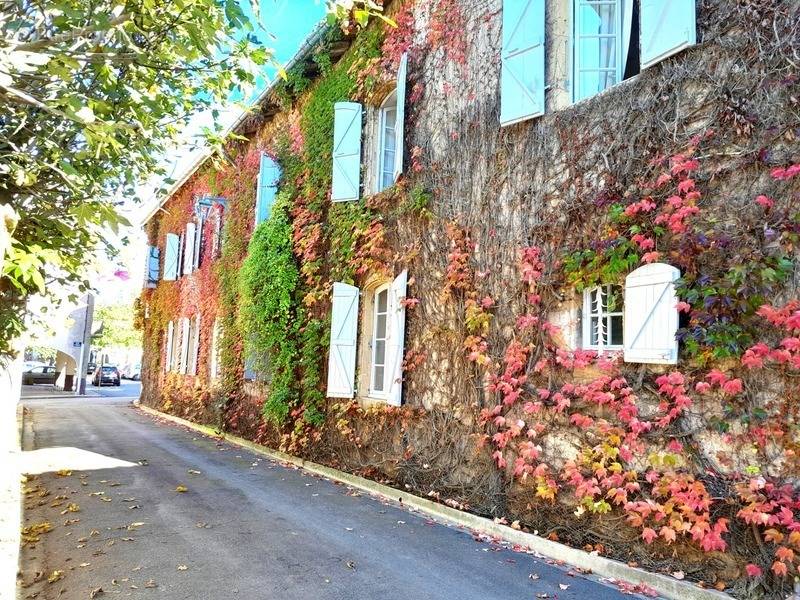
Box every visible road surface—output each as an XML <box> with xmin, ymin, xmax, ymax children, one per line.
<box><xmin>19</xmin><ymin>396</ymin><xmax>634</xmax><ymax>600</ymax></box>
<box><xmin>21</xmin><ymin>379</ymin><xmax>141</xmax><ymax>399</ymax></box>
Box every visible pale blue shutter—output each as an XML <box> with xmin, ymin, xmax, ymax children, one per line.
<box><xmin>147</xmin><ymin>246</ymin><xmax>160</xmax><ymax>286</ymax></box>
<box><xmin>331</xmin><ymin>102</ymin><xmax>362</xmax><ymax>202</ymax></box>
<box><xmin>255</xmin><ymin>154</ymin><xmax>280</xmax><ymax>226</ymax></box>
<box><xmin>163</xmin><ymin>234</ymin><xmax>179</xmax><ymax>281</ymax></box>
<box><xmin>640</xmin><ymin>0</ymin><xmax>696</xmax><ymax>69</ymax></box>
<box><xmin>500</xmin><ymin>0</ymin><xmax>545</xmax><ymax>126</ymax></box>
<box><xmin>393</xmin><ymin>54</ymin><xmax>408</xmax><ymax>181</ymax></box>
<box><xmin>624</xmin><ymin>263</ymin><xmax>680</xmax><ymax>364</ymax></box>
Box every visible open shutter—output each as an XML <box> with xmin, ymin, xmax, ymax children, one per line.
<box><xmin>624</xmin><ymin>263</ymin><xmax>680</xmax><ymax>364</ymax></box>
<box><xmin>163</xmin><ymin>234</ymin><xmax>179</xmax><ymax>281</ymax></box>
<box><xmin>255</xmin><ymin>154</ymin><xmax>281</xmax><ymax>226</ymax></box>
<box><xmin>189</xmin><ymin>315</ymin><xmax>200</xmax><ymax>376</ymax></box>
<box><xmin>394</xmin><ymin>54</ymin><xmax>408</xmax><ymax>181</ymax></box>
<box><xmin>182</xmin><ymin>223</ymin><xmax>196</xmax><ymax>275</ymax></box>
<box><xmin>500</xmin><ymin>0</ymin><xmax>545</xmax><ymax>126</ymax></box>
<box><xmin>165</xmin><ymin>321</ymin><xmax>174</xmax><ymax>371</ymax></box>
<box><xmin>180</xmin><ymin>317</ymin><xmax>190</xmax><ymax>374</ymax></box>
<box><xmin>385</xmin><ymin>270</ymin><xmax>408</xmax><ymax>406</ymax></box>
<box><xmin>331</xmin><ymin>102</ymin><xmax>362</xmax><ymax>202</ymax></box>
<box><xmin>326</xmin><ymin>282</ymin><xmax>359</xmax><ymax>398</ymax></box>
<box><xmin>193</xmin><ymin>218</ymin><xmax>203</xmax><ymax>270</ymax></box>
<box><xmin>145</xmin><ymin>246</ymin><xmax>160</xmax><ymax>288</ymax></box>
<box><xmin>640</xmin><ymin>0</ymin><xmax>696</xmax><ymax>69</ymax></box>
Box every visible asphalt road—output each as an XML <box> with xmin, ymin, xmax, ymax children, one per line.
<box><xmin>19</xmin><ymin>397</ymin><xmax>634</xmax><ymax>600</ymax></box>
<box><xmin>21</xmin><ymin>379</ymin><xmax>141</xmax><ymax>399</ymax></box>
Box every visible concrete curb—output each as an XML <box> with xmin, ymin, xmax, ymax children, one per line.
<box><xmin>136</xmin><ymin>404</ymin><xmax>732</xmax><ymax>600</ymax></box>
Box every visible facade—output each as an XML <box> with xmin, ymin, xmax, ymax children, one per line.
<box><xmin>139</xmin><ymin>1</ymin><xmax>800</xmax><ymax>596</ymax></box>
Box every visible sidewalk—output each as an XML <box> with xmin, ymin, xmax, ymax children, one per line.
<box><xmin>21</xmin><ymin>383</ymin><xmax>100</xmax><ymax>400</ymax></box>
<box><xmin>0</xmin><ymin>401</ymin><xmax>23</xmax><ymax>600</ymax></box>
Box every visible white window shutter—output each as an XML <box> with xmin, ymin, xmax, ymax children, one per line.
<box><xmin>331</xmin><ymin>102</ymin><xmax>362</xmax><ymax>202</ymax></box>
<box><xmin>180</xmin><ymin>317</ymin><xmax>190</xmax><ymax>374</ymax></box>
<box><xmin>385</xmin><ymin>270</ymin><xmax>408</xmax><ymax>406</ymax></box>
<box><xmin>394</xmin><ymin>53</ymin><xmax>408</xmax><ymax>181</ymax></box>
<box><xmin>182</xmin><ymin>223</ymin><xmax>196</xmax><ymax>275</ymax></box>
<box><xmin>640</xmin><ymin>0</ymin><xmax>696</xmax><ymax>69</ymax></box>
<box><xmin>209</xmin><ymin>318</ymin><xmax>221</xmax><ymax>380</ymax></box>
<box><xmin>255</xmin><ymin>154</ymin><xmax>281</xmax><ymax>226</ymax></box>
<box><xmin>163</xmin><ymin>234</ymin><xmax>179</xmax><ymax>281</ymax></box>
<box><xmin>193</xmin><ymin>219</ymin><xmax>203</xmax><ymax>270</ymax></box>
<box><xmin>326</xmin><ymin>282</ymin><xmax>360</xmax><ymax>398</ymax></box>
<box><xmin>189</xmin><ymin>315</ymin><xmax>200</xmax><ymax>376</ymax></box>
<box><xmin>500</xmin><ymin>0</ymin><xmax>545</xmax><ymax>126</ymax></box>
<box><xmin>165</xmin><ymin>321</ymin><xmax>174</xmax><ymax>371</ymax></box>
<box><xmin>623</xmin><ymin>263</ymin><xmax>680</xmax><ymax>364</ymax></box>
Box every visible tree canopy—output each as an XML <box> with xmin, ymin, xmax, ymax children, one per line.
<box><xmin>0</xmin><ymin>0</ymin><xmax>382</xmax><ymax>360</ymax></box>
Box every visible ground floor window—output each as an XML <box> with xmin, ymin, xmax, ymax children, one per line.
<box><xmin>582</xmin><ymin>284</ymin><xmax>623</xmax><ymax>350</ymax></box>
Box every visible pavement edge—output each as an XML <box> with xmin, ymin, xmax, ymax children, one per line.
<box><xmin>136</xmin><ymin>404</ymin><xmax>732</xmax><ymax>600</ymax></box>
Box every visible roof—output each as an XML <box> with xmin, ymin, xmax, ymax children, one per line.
<box><xmin>141</xmin><ymin>21</ymin><xmax>336</xmax><ymax>226</ymax></box>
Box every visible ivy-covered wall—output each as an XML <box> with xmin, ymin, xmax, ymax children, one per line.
<box><xmin>139</xmin><ymin>1</ymin><xmax>800</xmax><ymax>597</ymax></box>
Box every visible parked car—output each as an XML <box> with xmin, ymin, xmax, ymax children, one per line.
<box><xmin>22</xmin><ymin>365</ymin><xmax>59</xmax><ymax>385</ymax></box>
<box><xmin>92</xmin><ymin>365</ymin><xmax>120</xmax><ymax>387</ymax></box>
<box><xmin>120</xmin><ymin>364</ymin><xmax>141</xmax><ymax>380</ymax></box>
<box><xmin>87</xmin><ymin>362</ymin><xmax>97</xmax><ymax>375</ymax></box>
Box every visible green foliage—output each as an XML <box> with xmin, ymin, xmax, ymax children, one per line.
<box><xmin>94</xmin><ymin>302</ymin><xmax>142</xmax><ymax>349</ymax></box>
<box><xmin>238</xmin><ymin>191</ymin><xmax>300</xmax><ymax>424</ymax></box>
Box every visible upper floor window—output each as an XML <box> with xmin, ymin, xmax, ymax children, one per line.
<box><xmin>377</xmin><ymin>90</ymin><xmax>397</xmax><ymax>193</ymax></box>
<box><xmin>573</xmin><ymin>0</ymin><xmax>639</xmax><ymax>102</ymax></box>
<box><xmin>582</xmin><ymin>284</ymin><xmax>623</xmax><ymax>350</ymax></box>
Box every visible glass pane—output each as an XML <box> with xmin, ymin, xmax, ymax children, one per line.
<box><xmin>578</xmin><ymin>3</ymin><xmax>616</xmax><ymax>36</ymax></box>
<box><xmin>374</xmin><ymin>340</ymin><xmax>386</xmax><ymax>365</ymax></box>
<box><xmin>610</xmin><ymin>315</ymin><xmax>623</xmax><ymax>346</ymax></box>
<box><xmin>377</xmin><ymin>289</ymin><xmax>388</xmax><ymax>313</ymax></box>
<box><xmin>607</xmin><ymin>285</ymin><xmax>622</xmax><ymax>312</ymax></box>
<box><xmin>373</xmin><ymin>365</ymin><xmax>384</xmax><ymax>391</ymax></box>
<box><xmin>376</xmin><ymin>314</ymin><xmax>387</xmax><ymax>339</ymax></box>
<box><xmin>590</xmin><ymin>317</ymin><xmax>600</xmax><ymax>346</ymax></box>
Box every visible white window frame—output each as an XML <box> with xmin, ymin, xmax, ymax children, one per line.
<box><xmin>582</xmin><ymin>284</ymin><xmax>624</xmax><ymax>351</ymax></box>
<box><xmin>376</xmin><ymin>89</ymin><xmax>398</xmax><ymax>194</ymax></box>
<box><xmin>572</xmin><ymin>0</ymin><xmax>624</xmax><ymax>103</ymax></box>
<box><xmin>369</xmin><ymin>282</ymin><xmax>391</xmax><ymax>398</ymax></box>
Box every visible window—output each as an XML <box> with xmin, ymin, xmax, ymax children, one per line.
<box><xmin>582</xmin><ymin>284</ymin><xmax>623</xmax><ymax>350</ymax></box>
<box><xmin>377</xmin><ymin>90</ymin><xmax>397</xmax><ymax>193</ymax></box>
<box><xmin>369</xmin><ymin>283</ymin><xmax>390</xmax><ymax>396</ymax></box>
<box><xmin>572</xmin><ymin>0</ymin><xmax>642</xmax><ymax>102</ymax></box>
<box><xmin>186</xmin><ymin>315</ymin><xmax>200</xmax><ymax>376</ymax></box>
<box><xmin>165</xmin><ymin>321</ymin><xmax>175</xmax><ymax>371</ymax></box>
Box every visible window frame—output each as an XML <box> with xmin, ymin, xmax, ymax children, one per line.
<box><xmin>572</xmin><ymin>0</ymin><xmax>625</xmax><ymax>103</ymax></box>
<box><xmin>582</xmin><ymin>284</ymin><xmax>624</xmax><ymax>351</ymax></box>
<box><xmin>368</xmin><ymin>282</ymin><xmax>391</xmax><ymax>398</ymax></box>
<box><xmin>376</xmin><ymin>89</ymin><xmax>398</xmax><ymax>194</ymax></box>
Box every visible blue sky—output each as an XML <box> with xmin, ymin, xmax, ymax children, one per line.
<box><xmin>254</xmin><ymin>0</ymin><xmax>328</xmax><ymax>78</ymax></box>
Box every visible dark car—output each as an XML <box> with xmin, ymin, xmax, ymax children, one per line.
<box><xmin>22</xmin><ymin>365</ymin><xmax>59</xmax><ymax>385</ymax></box>
<box><xmin>92</xmin><ymin>365</ymin><xmax>120</xmax><ymax>387</ymax></box>
<box><xmin>87</xmin><ymin>362</ymin><xmax>97</xmax><ymax>375</ymax></box>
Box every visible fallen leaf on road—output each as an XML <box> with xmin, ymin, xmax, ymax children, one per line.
<box><xmin>559</xmin><ymin>584</ymin><xmax>570</xmax><ymax>590</ymax></box>
<box><xmin>100</xmin><ymin>497</ymin><xmax>111</xmax><ymax>502</ymax></box>
<box><xmin>79</xmin><ymin>563</ymin><xmax>90</xmax><ymax>568</ymax></box>
<box><xmin>89</xmin><ymin>587</ymin><xmax>103</xmax><ymax>598</ymax></box>
<box><xmin>122</xmin><ymin>537</ymin><xmax>134</xmax><ymax>542</ymax></box>
<box><xmin>63</xmin><ymin>519</ymin><xmax>79</xmax><ymax>526</ymax></box>
<box><xmin>144</xmin><ymin>579</ymin><xmax>157</xmax><ymax>588</ymax></box>
<box><xmin>60</xmin><ymin>503</ymin><xmax>80</xmax><ymax>514</ymax></box>
<box><xmin>126</xmin><ymin>522</ymin><xmax>145</xmax><ymax>530</ymax></box>
<box><xmin>89</xmin><ymin>530</ymin><xmax>99</xmax><ymax>536</ymax></box>
<box><xmin>195</xmin><ymin>522</ymin><xmax>209</xmax><ymax>528</ymax></box>
<box><xmin>344</xmin><ymin>527</ymin><xmax>353</xmax><ymax>531</ymax></box>
<box><xmin>175</xmin><ymin>485</ymin><xmax>188</xmax><ymax>493</ymax></box>
<box><xmin>89</xmin><ymin>492</ymin><xmax>105</xmax><ymax>497</ymax></box>
<box><xmin>536</xmin><ymin>594</ymin><xmax>549</xmax><ymax>599</ymax></box>
<box><xmin>128</xmin><ymin>505</ymin><xmax>140</xmax><ymax>510</ymax></box>
<box><xmin>56</xmin><ymin>470</ymin><xmax>72</xmax><ymax>477</ymax></box>
<box><xmin>672</xmin><ymin>571</ymin><xmax>685</xmax><ymax>580</ymax></box>
<box><xmin>47</xmin><ymin>570</ymin><xmax>64</xmax><ymax>583</ymax></box>
<box><xmin>346</xmin><ymin>561</ymin><xmax>356</xmax><ymax>570</ymax></box>
<box><xmin>122</xmin><ymin>498</ymin><xmax>136</xmax><ymax>502</ymax></box>
<box><xmin>187</xmin><ymin>469</ymin><xmax>201</xmax><ymax>475</ymax></box>
<box><xmin>177</xmin><ymin>565</ymin><xmax>188</xmax><ymax>571</ymax></box>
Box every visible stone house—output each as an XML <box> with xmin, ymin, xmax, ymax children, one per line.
<box><xmin>139</xmin><ymin>1</ymin><xmax>800</xmax><ymax>596</ymax></box>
